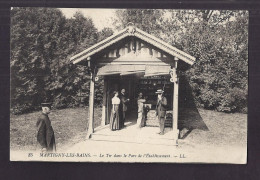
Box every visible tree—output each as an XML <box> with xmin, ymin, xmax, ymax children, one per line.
<box><xmin>179</xmin><ymin>11</ymin><xmax>248</xmax><ymax>113</ymax></box>
<box><xmin>47</xmin><ymin>11</ymin><xmax>99</xmax><ymax>109</ymax></box>
<box><xmin>10</xmin><ymin>8</ymin><xmax>103</xmax><ymax>114</ymax></box>
<box><xmin>11</xmin><ymin>8</ymin><xmax>248</xmax><ymax>114</ymax></box>
<box><xmin>97</xmin><ymin>27</ymin><xmax>114</xmax><ymax>42</ymax></box>
<box><xmin>11</xmin><ymin>7</ymin><xmax>67</xmax><ymax>113</ymax></box>
<box><xmin>113</xmin><ymin>9</ymin><xmax>248</xmax><ymax>113</ymax></box>
<box><xmin>114</xmin><ymin>9</ymin><xmax>165</xmax><ymax>35</ymax></box>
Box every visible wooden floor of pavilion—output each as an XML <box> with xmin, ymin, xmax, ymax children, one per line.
<box><xmin>91</xmin><ymin>113</ymin><xmax>177</xmax><ymax>146</ymax></box>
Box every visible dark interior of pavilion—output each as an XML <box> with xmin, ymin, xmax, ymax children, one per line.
<box><xmin>104</xmin><ymin>73</ymin><xmax>208</xmax><ymax>139</ymax></box>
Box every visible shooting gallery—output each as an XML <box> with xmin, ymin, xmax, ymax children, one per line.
<box><xmin>70</xmin><ymin>24</ymin><xmax>195</xmax><ymax>144</ymax></box>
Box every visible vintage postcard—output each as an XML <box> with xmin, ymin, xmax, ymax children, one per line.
<box><xmin>10</xmin><ymin>8</ymin><xmax>248</xmax><ymax>163</ymax></box>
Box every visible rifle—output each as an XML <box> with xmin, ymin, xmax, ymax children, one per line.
<box><xmin>162</xmin><ymin>81</ymin><xmax>166</xmax><ymax>95</ymax></box>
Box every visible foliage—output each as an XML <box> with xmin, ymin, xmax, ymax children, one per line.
<box><xmin>177</xmin><ymin>10</ymin><xmax>248</xmax><ymax>113</ymax></box>
<box><xmin>114</xmin><ymin>9</ymin><xmax>248</xmax><ymax>113</ymax></box>
<box><xmin>11</xmin><ymin>8</ymin><xmax>248</xmax><ymax>114</ymax></box>
<box><xmin>11</xmin><ymin>8</ymin><xmax>108</xmax><ymax>114</ymax></box>
<box><xmin>114</xmin><ymin>9</ymin><xmax>164</xmax><ymax>35</ymax></box>
<box><xmin>11</xmin><ymin>8</ymin><xmax>67</xmax><ymax>113</ymax></box>
<box><xmin>97</xmin><ymin>27</ymin><xmax>114</xmax><ymax>42</ymax></box>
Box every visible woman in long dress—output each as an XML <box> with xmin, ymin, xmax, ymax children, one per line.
<box><xmin>110</xmin><ymin>91</ymin><xmax>121</xmax><ymax>131</ymax></box>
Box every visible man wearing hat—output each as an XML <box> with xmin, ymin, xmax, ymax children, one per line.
<box><xmin>155</xmin><ymin>89</ymin><xmax>167</xmax><ymax>135</ymax></box>
<box><xmin>36</xmin><ymin>103</ymin><xmax>56</xmax><ymax>152</ymax></box>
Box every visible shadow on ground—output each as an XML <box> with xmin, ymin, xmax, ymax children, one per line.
<box><xmin>178</xmin><ymin>76</ymin><xmax>209</xmax><ymax>139</ymax></box>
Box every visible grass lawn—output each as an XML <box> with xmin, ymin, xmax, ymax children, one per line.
<box><xmin>10</xmin><ymin>107</ymin><xmax>102</xmax><ymax>151</ymax></box>
<box><xmin>10</xmin><ymin>107</ymin><xmax>247</xmax><ymax>152</ymax></box>
<box><xmin>179</xmin><ymin>108</ymin><xmax>247</xmax><ymax>150</ymax></box>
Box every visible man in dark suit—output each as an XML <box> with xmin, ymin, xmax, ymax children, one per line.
<box><xmin>155</xmin><ymin>89</ymin><xmax>167</xmax><ymax>135</ymax></box>
<box><xmin>119</xmin><ymin>88</ymin><xmax>130</xmax><ymax>128</ymax></box>
<box><xmin>36</xmin><ymin>103</ymin><xmax>56</xmax><ymax>152</ymax></box>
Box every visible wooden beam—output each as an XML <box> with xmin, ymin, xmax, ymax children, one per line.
<box><xmin>101</xmin><ymin>78</ymin><xmax>108</xmax><ymax>126</ymax></box>
<box><xmin>86</xmin><ymin>72</ymin><xmax>95</xmax><ymax>139</ymax></box>
<box><xmin>120</xmin><ymin>70</ymin><xmax>144</xmax><ymax>76</ymax></box>
<box><xmin>97</xmin><ymin>72</ymin><xmax>121</xmax><ymax>76</ymax></box>
<box><xmin>173</xmin><ymin>76</ymin><xmax>179</xmax><ymax>131</ymax></box>
<box><xmin>173</xmin><ymin>60</ymin><xmax>179</xmax><ymax>144</ymax></box>
<box><xmin>106</xmin><ymin>79</ymin><xmax>111</xmax><ymax>125</ymax></box>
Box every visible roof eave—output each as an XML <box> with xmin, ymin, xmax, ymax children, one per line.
<box><xmin>70</xmin><ymin>27</ymin><xmax>129</xmax><ymax>62</ymax></box>
<box><xmin>71</xmin><ymin>26</ymin><xmax>196</xmax><ymax>66</ymax></box>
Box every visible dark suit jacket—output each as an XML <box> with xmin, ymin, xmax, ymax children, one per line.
<box><xmin>156</xmin><ymin>96</ymin><xmax>167</xmax><ymax>118</ymax></box>
<box><xmin>36</xmin><ymin>113</ymin><xmax>56</xmax><ymax>151</ymax></box>
<box><xmin>120</xmin><ymin>93</ymin><xmax>128</xmax><ymax>112</ymax></box>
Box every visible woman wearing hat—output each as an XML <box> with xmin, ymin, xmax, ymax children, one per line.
<box><xmin>155</xmin><ymin>89</ymin><xmax>167</xmax><ymax>135</ymax></box>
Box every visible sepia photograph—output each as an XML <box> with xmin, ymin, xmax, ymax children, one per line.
<box><xmin>10</xmin><ymin>8</ymin><xmax>248</xmax><ymax>163</ymax></box>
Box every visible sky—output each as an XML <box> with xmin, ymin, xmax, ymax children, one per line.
<box><xmin>59</xmin><ymin>8</ymin><xmax>117</xmax><ymax>31</ymax></box>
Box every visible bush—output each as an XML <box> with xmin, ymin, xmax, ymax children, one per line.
<box><xmin>11</xmin><ymin>103</ymin><xmax>39</xmax><ymax>115</ymax></box>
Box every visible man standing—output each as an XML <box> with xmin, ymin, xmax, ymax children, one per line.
<box><xmin>36</xmin><ymin>103</ymin><xmax>56</xmax><ymax>152</ymax></box>
<box><xmin>136</xmin><ymin>92</ymin><xmax>146</xmax><ymax>128</ymax></box>
<box><xmin>119</xmin><ymin>88</ymin><xmax>130</xmax><ymax>128</ymax></box>
<box><xmin>155</xmin><ymin>89</ymin><xmax>167</xmax><ymax>135</ymax></box>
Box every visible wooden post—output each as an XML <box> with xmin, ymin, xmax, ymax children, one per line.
<box><xmin>173</xmin><ymin>76</ymin><xmax>179</xmax><ymax>131</ymax></box>
<box><xmin>101</xmin><ymin>78</ymin><xmax>108</xmax><ymax>126</ymax></box>
<box><xmin>87</xmin><ymin>72</ymin><xmax>95</xmax><ymax>139</ymax></box>
<box><xmin>173</xmin><ymin>59</ymin><xmax>179</xmax><ymax>144</ymax></box>
<box><xmin>106</xmin><ymin>79</ymin><xmax>111</xmax><ymax>125</ymax></box>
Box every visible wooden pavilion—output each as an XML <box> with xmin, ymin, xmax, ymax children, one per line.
<box><xmin>70</xmin><ymin>24</ymin><xmax>195</xmax><ymax>145</ymax></box>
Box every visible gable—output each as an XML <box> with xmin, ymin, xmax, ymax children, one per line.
<box><xmin>95</xmin><ymin>37</ymin><xmax>174</xmax><ymax>67</ymax></box>
<box><xmin>70</xmin><ymin>25</ymin><xmax>196</xmax><ymax>66</ymax></box>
